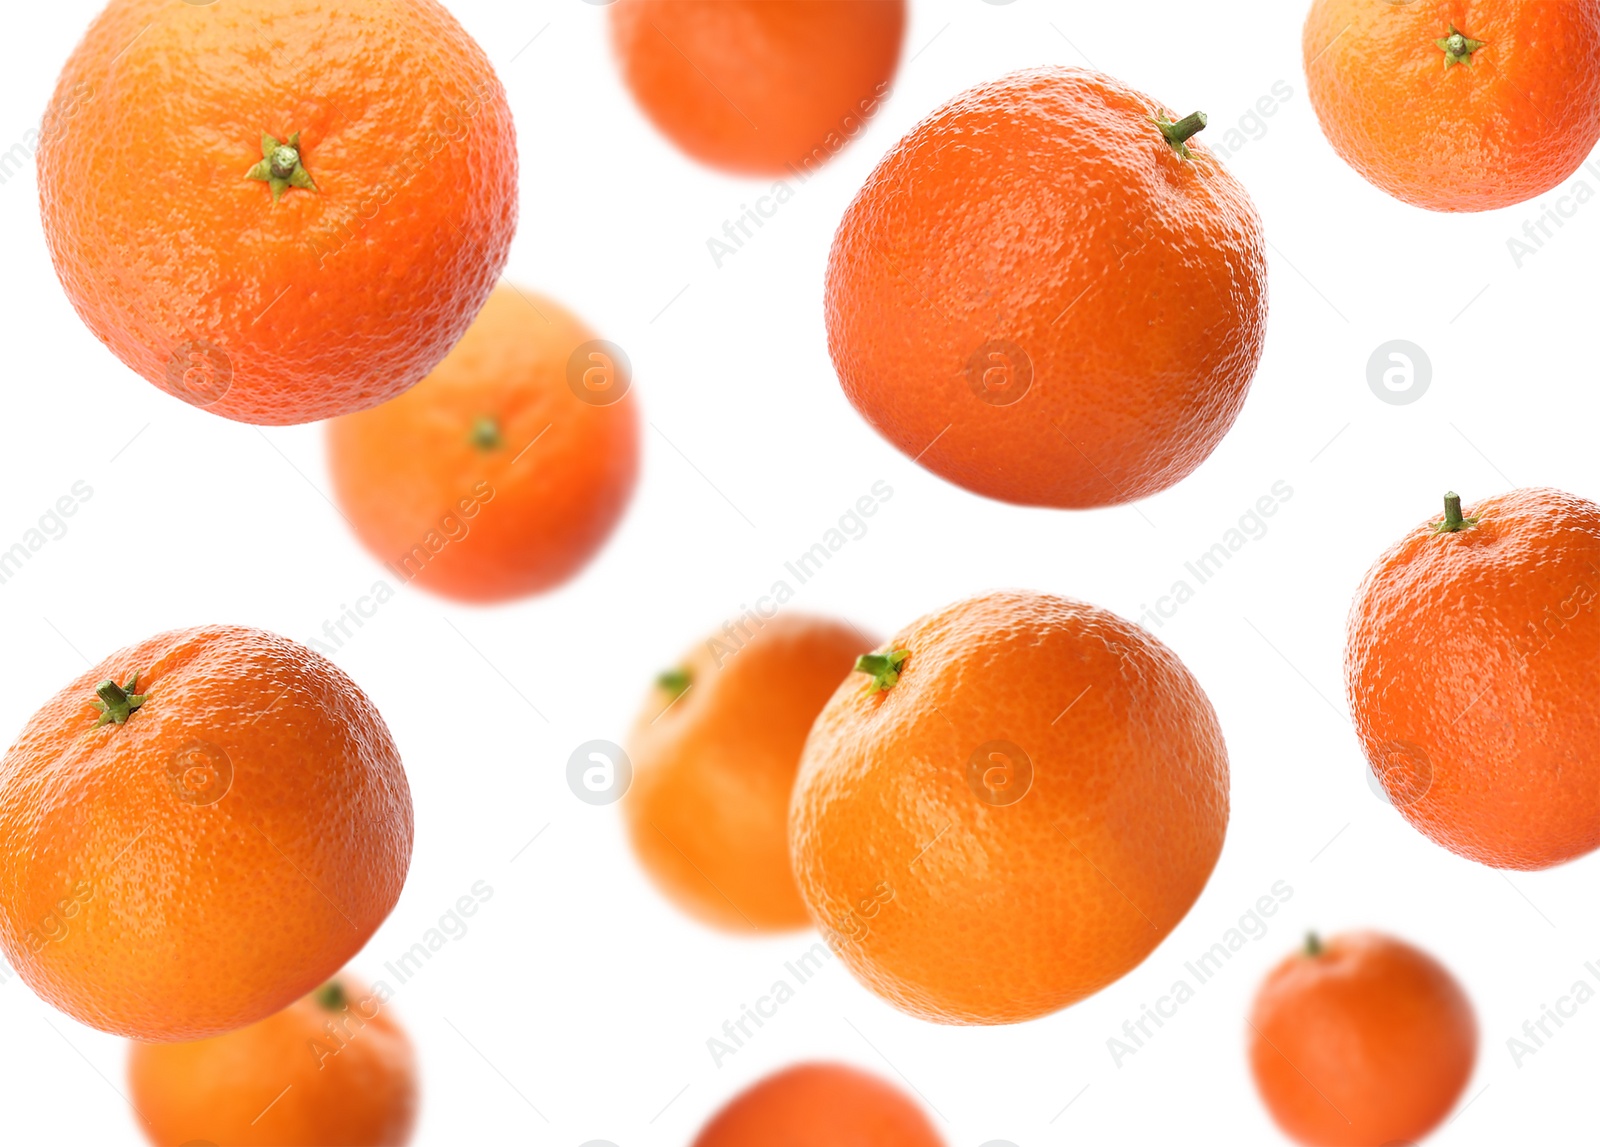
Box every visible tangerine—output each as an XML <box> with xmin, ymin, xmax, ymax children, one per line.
<box><xmin>327</xmin><ymin>285</ymin><xmax>639</xmax><ymax>603</ymax></box>
<box><xmin>1249</xmin><ymin>931</ymin><xmax>1477</xmax><ymax>1146</ymax></box>
<box><xmin>129</xmin><ymin>976</ymin><xmax>417</xmax><ymax>1147</ymax></box>
<box><xmin>0</xmin><ymin>626</ymin><xmax>413</xmax><ymax>1041</ymax></box>
<box><xmin>824</xmin><ymin>66</ymin><xmax>1267</xmax><ymax>508</ymax></box>
<box><xmin>625</xmin><ymin>613</ymin><xmax>870</xmax><ymax>932</ymax></box>
<box><xmin>610</xmin><ymin>0</ymin><xmax>905</xmax><ymax>175</ymax></box>
<box><xmin>692</xmin><ymin>1062</ymin><xmax>942</xmax><ymax>1147</ymax></box>
<box><xmin>790</xmin><ymin>590</ymin><xmax>1229</xmax><ymax>1024</ymax></box>
<box><xmin>1303</xmin><ymin>0</ymin><xmax>1600</xmax><ymax>212</ymax></box>
<box><xmin>39</xmin><ymin>0</ymin><xmax>518</xmax><ymax>424</ymax></box>
<box><xmin>1347</xmin><ymin>489</ymin><xmax>1600</xmax><ymax>869</ymax></box>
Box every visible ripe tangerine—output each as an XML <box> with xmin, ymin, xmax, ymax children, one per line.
<box><xmin>790</xmin><ymin>590</ymin><xmax>1229</xmax><ymax>1024</ymax></box>
<box><xmin>825</xmin><ymin>66</ymin><xmax>1267</xmax><ymax>508</ymax></box>
<box><xmin>0</xmin><ymin>626</ymin><xmax>413</xmax><ymax>1041</ymax></box>
<box><xmin>624</xmin><ymin>613</ymin><xmax>871</xmax><ymax>932</ymax></box>
<box><xmin>38</xmin><ymin>0</ymin><xmax>518</xmax><ymax>424</ymax></box>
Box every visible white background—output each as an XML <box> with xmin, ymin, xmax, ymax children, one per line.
<box><xmin>2</xmin><ymin>0</ymin><xmax>1597</xmax><ymax>1144</ymax></box>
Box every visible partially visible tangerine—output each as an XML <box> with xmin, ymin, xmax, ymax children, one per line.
<box><xmin>129</xmin><ymin>976</ymin><xmax>418</xmax><ymax>1147</ymax></box>
<box><xmin>1303</xmin><ymin>0</ymin><xmax>1600</xmax><ymax>211</ymax></box>
<box><xmin>327</xmin><ymin>284</ymin><xmax>639</xmax><ymax>604</ymax></box>
<box><xmin>0</xmin><ymin>626</ymin><xmax>413</xmax><ymax>1041</ymax></box>
<box><xmin>609</xmin><ymin>0</ymin><xmax>905</xmax><ymax>175</ymax></box>
<box><xmin>624</xmin><ymin>613</ymin><xmax>871</xmax><ymax>932</ymax></box>
<box><xmin>39</xmin><ymin>0</ymin><xmax>518</xmax><ymax>424</ymax></box>
<box><xmin>1346</xmin><ymin>488</ymin><xmax>1600</xmax><ymax>869</ymax></box>
<box><xmin>692</xmin><ymin>1062</ymin><xmax>943</xmax><ymax>1147</ymax></box>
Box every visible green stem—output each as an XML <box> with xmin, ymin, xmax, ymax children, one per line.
<box><xmin>1434</xmin><ymin>491</ymin><xmax>1480</xmax><ymax>534</ymax></box>
<box><xmin>470</xmin><ymin>416</ymin><xmax>504</xmax><ymax>452</ymax></box>
<box><xmin>1155</xmin><ymin>111</ymin><xmax>1208</xmax><ymax>159</ymax></box>
<box><xmin>855</xmin><ymin>649</ymin><xmax>909</xmax><ymax>693</ymax></box>
<box><xmin>93</xmin><ymin>673</ymin><xmax>148</xmax><ymax>727</ymax></box>
<box><xmin>656</xmin><ymin>668</ymin><xmax>691</xmax><ymax>700</ymax></box>
<box><xmin>313</xmin><ymin>980</ymin><xmax>348</xmax><ymax>1011</ymax></box>
<box><xmin>1304</xmin><ymin>931</ymin><xmax>1323</xmax><ymax>957</ymax></box>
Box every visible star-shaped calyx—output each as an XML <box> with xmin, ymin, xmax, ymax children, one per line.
<box><xmin>93</xmin><ymin>672</ymin><xmax>148</xmax><ymax>727</ymax></box>
<box><xmin>246</xmin><ymin>131</ymin><xmax>318</xmax><ymax>202</ymax></box>
<box><xmin>1436</xmin><ymin>25</ymin><xmax>1487</xmax><ymax>68</ymax></box>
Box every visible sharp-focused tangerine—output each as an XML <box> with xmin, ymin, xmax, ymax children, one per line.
<box><xmin>790</xmin><ymin>590</ymin><xmax>1229</xmax><ymax>1024</ymax></box>
<box><xmin>1347</xmin><ymin>488</ymin><xmax>1600</xmax><ymax>869</ymax></box>
<box><xmin>0</xmin><ymin>626</ymin><xmax>413</xmax><ymax>1041</ymax></box>
<box><xmin>39</xmin><ymin>0</ymin><xmax>518</xmax><ymax>424</ymax></box>
<box><xmin>1303</xmin><ymin>0</ymin><xmax>1600</xmax><ymax>211</ymax></box>
<box><xmin>825</xmin><ymin>67</ymin><xmax>1268</xmax><ymax>508</ymax></box>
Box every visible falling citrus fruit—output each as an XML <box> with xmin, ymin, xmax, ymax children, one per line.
<box><xmin>1303</xmin><ymin>0</ymin><xmax>1600</xmax><ymax>211</ymax></box>
<box><xmin>610</xmin><ymin>0</ymin><xmax>905</xmax><ymax>175</ymax></box>
<box><xmin>625</xmin><ymin>613</ymin><xmax>871</xmax><ymax>932</ymax></box>
<box><xmin>129</xmin><ymin>976</ymin><xmax>417</xmax><ymax>1146</ymax></box>
<box><xmin>692</xmin><ymin>1062</ymin><xmax>942</xmax><ymax>1147</ymax></box>
<box><xmin>825</xmin><ymin>66</ymin><xmax>1268</xmax><ymax>508</ymax></box>
<box><xmin>38</xmin><ymin>0</ymin><xmax>519</xmax><ymax>424</ymax></box>
<box><xmin>790</xmin><ymin>590</ymin><xmax>1229</xmax><ymax>1024</ymax></box>
<box><xmin>1249</xmin><ymin>931</ymin><xmax>1477</xmax><ymax>1146</ymax></box>
<box><xmin>1347</xmin><ymin>488</ymin><xmax>1600</xmax><ymax>869</ymax></box>
<box><xmin>0</xmin><ymin>626</ymin><xmax>413</xmax><ymax>1041</ymax></box>
<box><xmin>327</xmin><ymin>284</ymin><xmax>639</xmax><ymax>603</ymax></box>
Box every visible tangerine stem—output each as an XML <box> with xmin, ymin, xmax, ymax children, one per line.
<box><xmin>1155</xmin><ymin>111</ymin><xmax>1208</xmax><ymax>160</ymax></box>
<box><xmin>1434</xmin><ymin>491</ymin><xmax>1480</xmax><ymax>534</ymax></box>
<box><xmin>1304</xmin><ymin>931</ymin><xmax>1323</xmax><ymax>957</ymax></box>
<box><xmin>1160</xmin><ymin>111</ymin><xmax>1208</xmax><ymax>147</ymax></box>
<box><xmin>657</xmin><ymin>668</ymin><xmax>691</xmax><ymax>700</ymax></box>
<box><xmin>470</xmin><ymin>416</ymin><xmax>504</xmax><ymax>451</ymax></box>
<box><xmin>313</xmin><ymin>980</ymin><xmax>348</xmax><ymax>1011</ymax></box>
<box><xmin>94</xmin><ymin>674</ymin><xmax>148</xmax><ymax>727</ymax></box>
<box><xmin>855</xmin><ymin>649</ymin><xmax>909</xmax><ymax>693</ymax></box>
